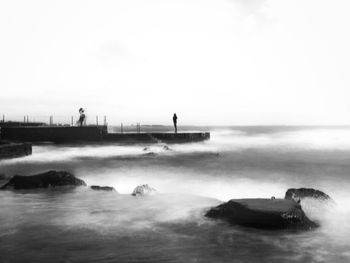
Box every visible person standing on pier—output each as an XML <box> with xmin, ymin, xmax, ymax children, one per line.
<box><xmin>77</xmin><ymin>108</ymin><xmax>86</xmax><ymax>127</ymax></box>
<box><xmin>173</xmin><ymin>113</ymin><xmax>177</xmax><ymax>133</ymax></box>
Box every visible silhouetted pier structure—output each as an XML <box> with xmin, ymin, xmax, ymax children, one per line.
<box><xmin>0</xmin><ymin>125</ymin><xmax>210</xmax><ymax>143</ymax></box>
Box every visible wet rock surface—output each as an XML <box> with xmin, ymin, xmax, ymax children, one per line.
<box><xmin>206</xmin><ymin>198</ymin><xmax>317</xmax><ymax>230</ymax></box>
<box><xmin>90</xmin><ymin>185</ymin><xmax>116</xmax><ymax>192</ymax></box>
<box><xmin>285</xmin><ymin>188</ymin><xmax>331</xmax><ymax>201</ymax></box>
<box><xmin>0</xmin><ymin>142</ymin><xmax>32</xmax><ymax>159</ymax></box>
<box><xmin>0</xmin><ymin>170</ymin><xmax>86</xmax><ymax>190</ymax></box>
<box><xmin>132</xmin><ymin>184</ymin><xmax>157</xmax><ymax>196</ymax></box>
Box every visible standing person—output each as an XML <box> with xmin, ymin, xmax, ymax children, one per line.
<box><xmin>173</xmin><ymin>113</ymin><xmax>177</xmax><ymax>133</ymax></box>
<box><xmin>77</xmin><ymin>108</ymin><xmax>86</xmax><ymax>126</ymax></box>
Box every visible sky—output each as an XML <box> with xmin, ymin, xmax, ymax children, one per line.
<box><xmin>1</xmin><ymin>0</ymin><xmax>350</xmax><ymax>125</ymax></box>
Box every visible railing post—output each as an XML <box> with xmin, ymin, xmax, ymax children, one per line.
<box><xmin>71</xmin><ymin>116</ymin><xmax>73</xmax><ymax>126</ymax></box>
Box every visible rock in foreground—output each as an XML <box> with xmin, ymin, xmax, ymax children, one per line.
<box><xmin>0</xmin><ymin>170</ymin><xmax>86</xmax><ymax>190</ymax></box>
<box><xmin>132</xmin><ymin>184</ymin><xmax>157</xmax><ymax>196</ymax></box>
<box><xmin>285</xmin><ymin>188</ymin><xmax>331</xmax><ymax>201</ymax></box>
<box><xmin>206</xmin><ymin>198</ymin><xmax>317</xmax><ymax>230</ymax></box>
<box><xmin>90</xmin><ymin>185</ymin><xmax>116</xmax><ymax>192</ymax></box>
<box><xmin>0</xmin><ymin>142</ymin><xmax>32</xmax><ymax>160</ymax></box>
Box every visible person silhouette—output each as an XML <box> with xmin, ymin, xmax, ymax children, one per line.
<box><xmin>173</xmin><ymin>113</ymin><xmax>177</xmax><ymax>133</ymax></box>
<box><xmin>77</xmin><ymin>108</ymin><xmax>86</xmax><ymax>126</ymax></box>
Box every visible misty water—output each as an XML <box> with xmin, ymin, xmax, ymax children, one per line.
<box><xmin>1</xmin><ymin>127</ymin><xmax>350</xmax><ymax>262</ymax></box>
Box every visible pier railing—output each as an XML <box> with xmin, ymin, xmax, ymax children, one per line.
<box><xmin>0</xmin><ymin>115</ymin><xmax>109</xmax><ymax>127</ymax></box>
<box><xmin>0</xmin><ymin>114</ymin><xmax>146</xmax><ymax>134</ymax></box>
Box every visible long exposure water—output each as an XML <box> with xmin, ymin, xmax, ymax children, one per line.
<box><xmin>1</xmin><ymin>126</ymin><xmax>350</xmax><ymax>262</ymax></box>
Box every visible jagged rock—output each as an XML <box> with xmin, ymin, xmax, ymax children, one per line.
<box><xmin>0</xmin><ymin>170</ymin><xmax>86</xmax><ymax>190</ymax></box>
<box><xmin>132</xmin><ymin>184</ymin><xmax>157</xmax><ymax>196</ymax></box>
<box><xmin>205</xmin><ymin>198</ymin><xmax>317</xmax><ymax>230</ymax></box>
<box><xmin>90</xmin><ymin>185</ymin><xmax>116</xmax><ymax>192</ymax></box>
<box><xmin>143</xmin><ymin>147</ymin><xmax>150</xmax><ymax>151</ymax></box>
<box><xmin>163</xmin><ymin>145</ymin><xmax>171</xmax><ymax>151</ymax></box>
<box><xmin>285</xmin><ymin>188</ymin><xmax>331</xmax><ymax>201</ymax></box>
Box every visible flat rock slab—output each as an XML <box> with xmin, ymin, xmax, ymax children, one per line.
<box><xmin>285</xmin><ymin>188</ymin><xmax>331</xmax><ymax>201</ymax></box>
<box><xmin>0</xmin><ymin>170</ymin><xmax>86</xmax><ymax>190</ymax></box>
<box><xmin>90</xmin><ymin>185</ymin><xmax>116</xmax><ymax>192</ymax></box>
<box><xmin>206</xmin><ymin>198</ymin><xmax>317</xmax><ymax>230</ymax></box>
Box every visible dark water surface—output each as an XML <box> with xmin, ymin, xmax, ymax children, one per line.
<box><xmin>1</xmin><ymin>127</ymin><xmax>350</xmax><ymax>262</ymax></box>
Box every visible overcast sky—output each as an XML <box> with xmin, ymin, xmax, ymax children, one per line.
<box><xmin>1</xmin><ymin>0</ymin><xmax>350</xmax><ymax>125</ymax></box>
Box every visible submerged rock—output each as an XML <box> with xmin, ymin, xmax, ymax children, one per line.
<box><xmin>142</xmin><ymin>152</ymin><xmax>157</xmax><ymax>157</ymax></box>
<box><xmin>0</xmin><ymin>170</ymin><xmax>86</xmax><ymax>190</ymax></box>
<box><xmin>285</xmin><ymin>188</ymin><xmax>331</xmax><ymax>201</ymax></box>
<box><xmin>0</xmin><ymin>173</ymin><xmax>8</xmax><ymax>180</ymax></box>
<box><xmin>90</xmin><ymin>185</ymin><xmax>116</xmax><ymax>192</ymax></box>
<box><xmin>132</xmin><ymin>184</ymin><xmax>157</xmax><ymax>196</ymax></box>
<box><xmin>205</xmin><ymin>198</ymin><xmax>317</xmax><ymax>230</ymax></box>
<box><xmin>163</xmin><ymin>145</ymin><xmax>171</xmax><ymax>151</ymax></box>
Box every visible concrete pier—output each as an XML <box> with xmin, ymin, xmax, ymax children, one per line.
<box><xmin>105</xmin><ymin>132</ymin><xmax>210</xmax><ymax>143</ymax></box>
<box><xmin>0</xmin><ymin>126</ymin><xmax>210</xmax><ymax>143</ymax></box>
<box><xmin>1</xmin><ymin>126</ymin><xmax>107</xmax><ymax>142</ymax></box>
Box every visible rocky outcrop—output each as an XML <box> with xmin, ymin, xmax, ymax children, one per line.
<box><xmin>0</xmin><ymin>170</ymin><xmax>86</xmax><ymax>190</ymax></box>
<box><xmin>0</xmin><ymin>142</ymin><xmax>32</xmax><ymax>159</ymax></box>
<box><xmin>90</xmin><ymin>185</ymin><xmax>116</xmax><ymax>192</ymax></box>
<box><xmin>132</xmin><ymin>184</ymin><xmax>157</xmax><ymax>196</ymax></box>
<box><xmin>285</xmin><ymin>188</ymin><xmax>331</xmax><ymax>201</ymax></box>
<box><xmin>205</xmin><ymin>198</ymin><xmax>317</xmax><ymax>230</ymax></box>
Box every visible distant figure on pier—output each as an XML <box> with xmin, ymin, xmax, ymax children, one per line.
<box><xmin>77</xmin><ymin>108</ymin><xmax>86</xmax><ymax>127</ymax></box>
<box><xmin>173</xmin><ymin>113</ymin><xmax>177</xmax><ymax>133</ymax></box>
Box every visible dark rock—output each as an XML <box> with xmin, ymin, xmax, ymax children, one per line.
<box><xmin>90</xmin><ymin>185</ymin><xmax>116</xmax><ymax>192</ymax></box>
<box><xmin>285</xmin><ymin>188</ymin><xmax>331</xmax><ymax>201</ymax></box>
<box><xmin>142</xmin><ymin>152</ymin><xmax>157</xmax><ymax>157</ymax></box>
<box><xmin>0</xmin><ymin>142</ymin><xmax>32</xmax><ymax>159</ymax></box>
<box><xmin>205</xmin><ymin>198</ymin><xmax>317</xmax><ymax>230</ymax></box>
<box><xmin>0</xmin><ymin>170</ymin><xmax>86</xmax><ymax>190</ymax></box>
<box><xmin>132</xmin><ymin>184</ymin><xmax>157</xmax><ymax>196</ymax></box>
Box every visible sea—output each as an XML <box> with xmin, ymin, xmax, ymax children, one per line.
<box><xmin>1</xmin><ymin>126</ymin><xmax>350</xmax><ymax>263</ymax></box>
